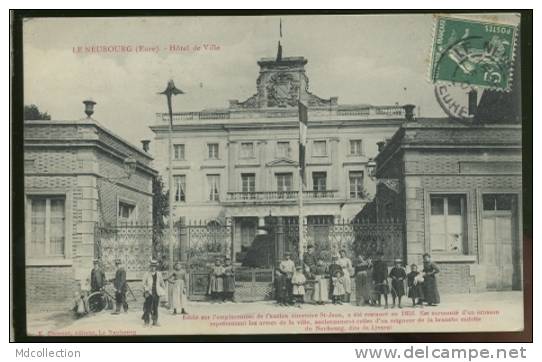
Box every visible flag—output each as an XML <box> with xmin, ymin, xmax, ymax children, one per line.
<box><xmin>298</xmin><ymin>100</ymin><xmax>308</xmax><ymax>185</ymax></box>
<box><xmin>280</xmin><ymin>18</ymin><xmax>282</xmax><ymax>38</ymax></box>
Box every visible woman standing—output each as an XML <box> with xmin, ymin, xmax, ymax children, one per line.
<box><xmin>312</xmin><ymin>257</ymin><xmax>329</xmax><ymax>305</ymax></box>
<box><xmin>208</xmin><ymin>258</ymin><xmax>225</xmax><ymax>302</ymax></box>
<box><xmin>354</xmin><ymin>254</ymin><xmax>371</xmax><ymax>306</ymax></box>
<box><xmin>223</xmin><ymin>257</ymin><xmax>235</xmax><ymax>302</ymax></box>
<box><xmin>166</xmin><ymin>262</ymin><xmax>188</xmax><ymax>315</ymax></box>
<box><xmin>337</xmin><ymin>249</ymin><xmax>353</xmax><ymax>303</ymax></box>
<box><xmin>422</xmin><ymin>253</ymin><xmax>440</xmax><ymax>306</ymax></box>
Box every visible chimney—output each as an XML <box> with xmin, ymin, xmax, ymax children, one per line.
<box><xmin>403</xmin><ymin>104</ymin><xmax>415</xmax><ymax>122</ymax></box>
<box><xmin>377</xmin><ymin>141</ymin><xmax>386</xmax><ymax>152</ymax></box>
<box><xmin>141</xmin><ymin>140</ymin><xmax>150</xmax><ymax>152</ymax></box>
<box><xmin>468</xmin><ymin>89</ymin><xmax>478</xmax><ymax>117</ymax></box>
<box><xmin>83</xmin><ymin>98</ymin><xmax>96</xmax><ymax>118</ymax></box>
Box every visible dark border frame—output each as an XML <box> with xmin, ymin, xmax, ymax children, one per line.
<box><xmin>10</xmin><ymin>9</ymin><xmax>533</xmax><ymax>343</ymax></box>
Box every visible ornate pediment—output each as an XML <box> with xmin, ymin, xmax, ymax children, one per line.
<box><xmin>266</xmin><ymin>158</ymin><xmax>298</xmax><ymax>167</ymax></box>
<box><xmin>230</xmin><ymin>56</ymin><xmax>337</xmax><ymax>110</ymax></box>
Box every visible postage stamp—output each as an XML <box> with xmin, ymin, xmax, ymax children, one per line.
<box><xmin>430</xmin><ymin>16</ymin><xmax>518</xmax><ymax>91</ymax></box>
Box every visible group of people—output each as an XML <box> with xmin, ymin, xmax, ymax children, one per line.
<box><xmin>275</xmin><ymin>247</ymin><xmax>441</xmax><ymax>309</ymax></box>
<box><xmin>74</xmin><ymin>258</ymin><xmax>189</xmax><ymax>327</ymax></box>
<box><xmin>140</xmin><ymin>259</ymin><xmax>190</xmax><ymax>326</ymax></box>
<box><xmin>73</xmin><ymin>258</ymin><xmax>129</xmax><ymax>318</ymax></box>
<box><xmin>74</xmin><ymin>250</ymin><xmax>441</xmax><ymax>324</ymax></box>
<box><xmin>208</xmin><ymin>257</ymin><xmax>236</xmax><ymax>302</ymax></box>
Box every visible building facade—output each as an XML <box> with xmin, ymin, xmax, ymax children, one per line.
<box><xmin>24</xmin><ymin>114</ymin><xmax>157</xmax><ymax>311</ymax></box>
<box><xmin>151</xmin><ymin>55</ymin><xmax>408</xmax><ymax>265</ymax></box>
<box><xmin>373</xmin><ymin>119</ymin><xmax>522</xmax><ymax>293</ymax></box>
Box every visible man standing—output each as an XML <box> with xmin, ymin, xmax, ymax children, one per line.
<box><xmin>303</xmin><ymin>244</ymin><xmax>318</xmax><ymax>278</ymax></box>
<box><xmin>279</xmin><ymin>253</ymin><xmax>296</xmax><ymax>305</ymax></box>
<box><xmin>90</xmin><ymin>259</ymin><xmax>106</xmax><ymax>293</ymax></box>
<box><xmin>112</xmin><ymin>258</ymin><xmax>128</xmax><ymax>314</ymax></box>
<box><xmin>142</xmin><ymin>260</ymin><xmax>166</xmax><ymax>326</ymax></box>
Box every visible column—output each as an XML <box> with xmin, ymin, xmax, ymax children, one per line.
<box><xmin>330</xmin><ymin>138</ymin><xmax>340</xmax><ymax>192</ymax></box>
<box><xmin>227</xmin><ymin>141</ymin><xmax>237</xmax><ymax>192</ymax></box>
<box><xmin>257</xmin><ymin>140</ymin><xmax>267</xmax><ymax>192</ymax></box>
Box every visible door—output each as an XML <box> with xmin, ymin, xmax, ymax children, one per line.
<box><xmin>482</xmin><ymin>194</ymin><xmax>521</xmax><ymax>291</ymax></box>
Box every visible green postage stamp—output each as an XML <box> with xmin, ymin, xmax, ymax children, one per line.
<box><xmin>430</xmin><ymin>16</ymin><xmax>518</xmax><ymax>91</ymax></box>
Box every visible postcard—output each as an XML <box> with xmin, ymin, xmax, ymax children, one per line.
<box><xmin>16</xmin><ymin>12</ymin><xmax>527</xmax><ymax>337</ymax></box>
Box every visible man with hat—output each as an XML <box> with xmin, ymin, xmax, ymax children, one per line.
<box><xmin>279</xmin><ymin>253</ymin><xmax>295</xmax><ymax>305</ymax></box>
<box><xmin>90</xmin><ymin>258</ymin><xmax>106</xmax><ymax>293</ymax></box>
<box><xmin>142</xmin><ymin>259</ymin><xmax>166</xmax><ymax>326</ymax></box>
<box><xmin>303</xmin><ymin>244</ymin><xmax>318</xmax><ymax>279</ymax></box>
<box><xmin>112</xmin><ymin>258</ymin><xmax>128</xmax><ymax>314</ymax></box>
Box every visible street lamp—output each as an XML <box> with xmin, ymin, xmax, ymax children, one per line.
<box><xmin>159</xmin><ymin>80</ymin><xmax>185</xmax><ymax>272</ymax></box>
<box><xmin>367</xmin><ymin>158</ymin><xmax>377</xmax><ymax>180</ymax></box>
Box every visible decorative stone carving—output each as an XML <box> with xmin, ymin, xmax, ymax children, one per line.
<box><xmin>266</xmin><ymin>72</ymin><xmax>300</xmax><ymax>107</ymax></box>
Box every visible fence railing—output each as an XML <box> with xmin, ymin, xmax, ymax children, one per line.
<box><xmin>155</xmin><ymin>105</ymin><xmax>406</xmax><ymax>123</ymax></box>
<box><xmin>95</xmin><ymin>219</ymin><xmax>403</xmax><ymax>300</ymax></box>
<box><xmin>226</xmin><ymin>190</ymin><xmax>338</xmax><ymax>202</ymax></box>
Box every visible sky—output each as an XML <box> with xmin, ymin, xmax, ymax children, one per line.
<box><xmin>23</xmin><ymin>14</ymin><xmax>520</xmax><ymax>147</ymax></box>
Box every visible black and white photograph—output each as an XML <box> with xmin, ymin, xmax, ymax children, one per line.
<box><xmin>11</xmin><ymin>11</ymin><xmax>530</xmax><ymax>339</ymax></box>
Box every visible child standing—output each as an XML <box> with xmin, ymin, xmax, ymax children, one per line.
<box><xmin>372</xmin><ymin>252</ymin><xmax>389</xmax><ymax>308</ymax></box>
<box><xmin>331</xmin><ymin>270</ymin><xmax>345</xmax><ymax>305</ymax></box>
<box><xmin>389</xmin><ymin>259</ymin><xmax>406</xmax><ymax>308</ymax></box>
<box><xmin>407</xmin><ymin>264</ymin><xmax>424</xmax><ymax>307</ymax></box>
<box><xmin>291</xmin><ymin>265</ymin><xmax>306</xmax><ymax>308</ymax></box>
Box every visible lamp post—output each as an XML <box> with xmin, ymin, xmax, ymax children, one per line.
<box><xmin>159</xmin><ymin>80</ymin><xmax>184</xmax><ymax>272</ymax></box>
<box><xmin>367</xmin><ymin>158</ymin><xmax>377</xmax><ymax>180</ymax></box>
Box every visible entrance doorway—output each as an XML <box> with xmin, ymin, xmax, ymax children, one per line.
<box><xmin>481</xmin><ymin>194</ymin><xmax>521</xmax><ymax>291</ymax></box>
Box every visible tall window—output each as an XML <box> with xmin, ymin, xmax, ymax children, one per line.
<box><xmin>312</xmin><ymin>172</ymin><xmax>327</xmax><ymax>192</ymax></box>
<box><xmin>430</xmin><ymin>195</ymin><xmax>467</xmax><ymax>254</ymax></box>
<box><xmin>240</xmin><ymin>142</ymin><xmax>255</xmax><ymax>158</ymax></box>
<box><xmin>349</xmin><ymin>171</ymin><xmax>364</xmax><ymax>199</ymax></box>
<box><xmin>276</xmin><ymin>173</ymin><xmax>293</xmax><ymax>192</ymax></box>
<box><xmin>173</xmin><ymin>144</ymin><xmax>185</xmax><ymax>160</ymax></box>
<box><xmin>118</xmin><ymin>201</ymin><xmax>136</xmax><ymax>224</ymax></box>
<box><xmin>349</xmin><ymin>139</ymin><xmax>363</xmax><ymax>155</ymax></box>
<box><xmin>173</xmin><ymin>175</ymin><xmax>186</xmax><ymax>202</ymax></box>
<box><xmin>207</xmin><ymin>174</ymin><xmax>220</xmax><ymax>201</ymax></box>
<box><xmin>241</xmin><ymin>173</ymin><xmax>256</xmax><ymax>193</ymax></box>
<box><xmin>312</xmin><ymin>140</ymin><xmax>327</xmax><ymax>157</ymax></box>
<box><xmin>208</xmin><ymin>143</ymin><xmax>219</xmax><ymax>159</ymax></box>
<box><xmin>277</xmin><ymin>141</ymin><xmax>290</xmax><ymax>158</ymax></box>
<box><xmin>28</xmin><ymin>196</ymin><xmax>65</xmax><ymax>257</ymax></box>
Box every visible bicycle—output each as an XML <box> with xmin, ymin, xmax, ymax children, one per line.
<box><xmin>86</xmin><ymin>281</ymin><xmax>139</xmax><ymax>313</ymax></box>
<box><xmin>86</xmin><ymin>283</ymin><xmax>115</xmax><ymax>313</ymax></box>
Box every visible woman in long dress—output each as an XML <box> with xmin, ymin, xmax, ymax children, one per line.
<box><xmin>208</xmin><ymin>258</ymin><xmax>225</xmax><ymax>302</ymax></box>
<box><xmin>354</xmin><ymin>255</ymin><xmax>371</xmax><ymax>306</ymax></box>
<box><xmin>167</xmin><ymin>262</ymin><xmax>188</xmax><ymax>314</ymax></box>
<box><xmin>422</xmin><ymin>253</ymin><xmax>440</xmax><ymax>306</ymax></box>
<box><xmin>223</xmin><ymin>258</ymin><xmax>235</xmax><ymax>302</ymax></box>
<box><xmin>312</xmin><ymin>258</ymin><xmax>329</xmax><ymax>304</ymax></box>
<box><xmin>337</xmin><ymin>249</ymin><xmax>353</xmax><ymax>302</ymax></box>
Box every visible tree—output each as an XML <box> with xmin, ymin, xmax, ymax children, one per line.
<box><xmin>24</xmin><ymin>104</ymin><xmax>51</xmax><ymax>120</ymax></box>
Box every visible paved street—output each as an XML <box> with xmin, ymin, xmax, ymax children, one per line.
<box><xmin>27</xmin><ymin>291</ymin><xmax>524</xmax><ymax>336</ymax></box>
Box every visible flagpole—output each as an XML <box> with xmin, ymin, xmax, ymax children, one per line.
<box><xmin>298</xmin><ymin>79</ymin><xmax>304</xmax><ymax>265</ymax></box>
